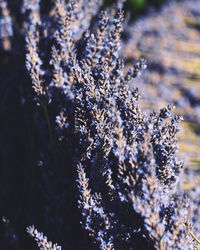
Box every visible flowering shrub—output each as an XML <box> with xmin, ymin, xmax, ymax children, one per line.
<box><xmin>122</xmin><ymin>0</ymin><xmax>200</xmax><ymax>170</ymax></box>
<box><xmin>0</xmin><ymin>0</ymin><xmax>198</xmax><ymax>249</ymax></box>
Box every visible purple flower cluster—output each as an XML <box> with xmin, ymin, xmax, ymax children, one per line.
<box><xmin>0</xmin><ymin>0</ymin><xmax>199</xmax><ymax>249</ymax></box>
<box><xmin>0</xmin><ymin>0</ymin><xmax>13</xmax><ymax>50</ymax></box>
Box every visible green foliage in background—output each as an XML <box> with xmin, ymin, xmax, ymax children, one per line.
<box><xmin>105</xmin><ymin>0</ymin><xmax>166</xmax><ymax>19</ymax></box>
<box><xmin>127</xmin><ymin>0</ymin><xmax>146</xmax><ymax>11</ymax></box>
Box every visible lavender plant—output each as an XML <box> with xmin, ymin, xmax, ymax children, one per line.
<box><xmin>122</xmin><ymin>0</ymin><xmax>200</xmax><ymax>171</ymax></box>
<box><xmin>0</xmin><ymin>0</ymin><xmax>198</xmax><ymax>249</ymax></box>
<box><xmin>27</xmin><ymin>225</ymin><xmax>61</xmax><ymax>250</ymax></box>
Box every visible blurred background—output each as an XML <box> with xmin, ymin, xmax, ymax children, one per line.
<box><xmin>105</xmin><ymin>0</ymin><xmax>166</xmax><ymax>19</ymax></box>
<box><xmin>121</xmin><ymin>0</ymin><xmax>200</xmax><ymax>176</ymax></box>
<box><xmin>115</xmin><ymin>0</ymin><xmax>200</xmax><ymax>189</ymax></box>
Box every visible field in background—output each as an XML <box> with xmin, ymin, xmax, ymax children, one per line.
<box><xmin>122</xmin><ymin>0</ymin><xmax>200</xmax><ymax>175</ymax></box>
